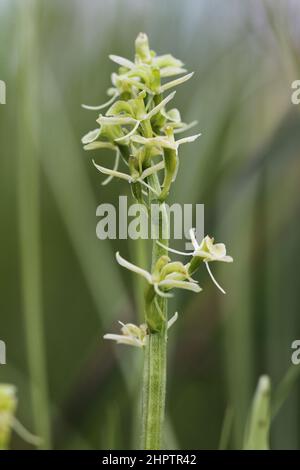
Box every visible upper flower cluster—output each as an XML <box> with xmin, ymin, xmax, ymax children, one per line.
<box><xmin>82</xmin><ymin>32</ymin><xmax>200</xmax><ymax>202</ymax></box>
<box><xmin>82</xmin><ymin>33</ymin><xmax>233</xmax><ymax>346</ymax></box>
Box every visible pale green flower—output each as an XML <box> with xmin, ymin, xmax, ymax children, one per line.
<box><xmin>157</xmin><ymin>228</ymin><xmax>233</xmax><ymax>294</ymax></box>
<box><xmin>104</xmin><ymin>313</ymin><xmax>179</xmax><ymax>348</ymax></box>
<box><xmin>104</xmin><ymin>322</ymin><xmax>148</xmax><ymax>348</ymax></box>
<box><xmin>116</xmin><ymin>252</ymin><xmax>201</xmax><ymax>299</ymax></box>
<box><xmin>191</xmin><ymin>232</ymin><xmax>233</xmax><ymax>264</ymax></box>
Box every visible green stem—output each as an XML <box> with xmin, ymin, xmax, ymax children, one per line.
<box><xmin>142</xmin><ymin>330</ymin><xmax>167</xmax><ymax>449</ymax></box>
<box><xmin>141</xmin><ymin>163</ymin><xmax>169</xmax><ymax>449</ymax></box>
<box><xmin>133</xmin><ymin>237</ymin><xmax>149</xmax><ymax>323</ymax></box>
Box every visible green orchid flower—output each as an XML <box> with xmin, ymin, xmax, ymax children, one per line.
<box><xmin>116</xmin><ymin>252</ymin><xmax>201</xmax><ymax>300</ymax></box>
<box><xmin>157</xmin><ymin>228</ymin><xmax>233</xmax><ymax>294</ymax></box>
<box><xmin>0</xmin><ymin>385</ymin><xmax>41</xmax><ymax>450</ymax></box>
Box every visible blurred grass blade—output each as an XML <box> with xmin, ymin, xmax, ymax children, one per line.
<box><xmin>272</xmin><ymin>365</ymin><xmax>300</xmax><ymax>420</ymax></box>
<box><xmin>218</xmin><ymin>406</ymin><xmax>234</xmax><ymax>450</ymax></box>
<box><xmin>41</xmin><ymin>70</ymin><xmax>126</xmax><ymax>325</ymax></box>
<box><xmin>101</xmin><ymin>401</ymin><xmax>120</xmax><ymax>450</ymax></box>
<box><xmin>16</xmin><ymin>0</ymin><xmax>51</xmax><ymax>448</ymax></box>
<box><xmin>243</xmin><ymin>375</ymin><xmax>271</xmax><ymax>450</ymax></box>
<box><xmin>221</xmin><ymin>182</ymin><xmax>257</xmax><ymax>448</ymax></box>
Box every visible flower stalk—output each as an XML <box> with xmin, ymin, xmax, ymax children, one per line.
<box><xmin>141</xmin><ymin>167</ymin><xmax>168</xmax><ymax>449</ymax></box>
<box><xmin>82</xmin><ymin>33</ymin><xmax>232</xmax><ymax>450</ymax></box>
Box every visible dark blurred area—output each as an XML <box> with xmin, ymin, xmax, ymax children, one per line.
<box><xmin>0</xmin><ymin>0</ymin><xmax>300</xmax><ymax>449</ymax></box>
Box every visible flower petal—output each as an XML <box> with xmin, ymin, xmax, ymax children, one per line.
<box><xmin>189</xmin><ymin>227</ymin><xmax>200</xmax><ymax>251</ymax></box>
<box><xmin>97</xmin><ymin>115</ymin><xmax>137</xmax><ymax>126</ymax></box>
<box><xmin>209</xmin><ymin>242</ymin><xmax>227</xmax><ymax>259</ymax></box>
<box><xmin>92</xmin><ymin>159</ymin><xmax>131</xmax><ymax>182</ymax></box>
<box><xmin>159</xmin><ymin>279</ymin><xmax>202</xmax><ymax>293</ymax></box>
<box><xmin>173</xmin><ymin>120</ymin><xmax>198</xmax><ymax>134</ymax></box>
<box><xmin>109</xmin><ymin>54</ymin><xmax>135</xmax><ymax>69</ymax></box>
<box><xmin>131</xmin><ymin>134</ymin><xmax>177</xmax><ymax>150</ymax></box>
<box><xmin>176</xmin><ymin>133</ymin><xmax>201</xmax><ymax>146</ymax></box>
<box><xmin>205</xmin><ymin>262</ymin><xmax>226</xmax><ymax>294</ymax></box>
<box><xmin>81</xmin><ymin>91</ymin><xmax>119</xmax><ymax>111</ymax></box>
<box><xmin>160</xmin><ymin>67</ymin><xmax>187</xmax><ymax>78</ymax></box>
<box><xmin>101</xmin><ymin>150</ymin><xmax>120</xmax><ymax>186</ymax></box>
<box><xmin>83</xmin><ymin>141</ymin><xmax>116</xmax><ymax>151</ymax></box>
<box><xmin>159</xmin><ymin>72</ymin><xmax>194</xmax><ymax>93</ymax></box>
<box><xmin>144</xmin><ymin>91</ymin><xmax>176</xmax><ymax>120</ymax></box>
<box><xmin>221</xmin><ymin>255</ymin><xmax>233</xmax><ymax>263</ymax></box>
<box><xmin>11</xmin><ymin>418</ymin><xmax>42</xmax><ymax>447</ymax></box>
<box><xmin>115</xmin><ymin>120</ymin><xmax>140</xmax><ymax>142</ymax></box>
<box><xmin>116</xmin><ymin>252</ymin><xmax>153</xmax><ymax>283</ymax></box>
<box><xmin>153</xmin><ymin>54</ymin><xmax>184</xmax><ymax>69</ymax></box>
<box><xmin>140</xmin><ymin>161</ymin><xmax>165</xmax><ymax>179</ymax></box>
<box><xmin>103</xmin><ymin>333</ymin><xmax>143</xmax><ymax>347</ymax></box>
<box><xmin>167</xmin><ymin>312</ymin><xmax>178</xmax><ymax>329</ymax></box>
<box><xmin>154</xmin><ymin>283</ymin><xmax>174</xmax><ymax>298</ymax></box>
<box><xmin>81</xmin><ymin>128</ymin><xmax>100</xmax><ymax>144</ymax></box>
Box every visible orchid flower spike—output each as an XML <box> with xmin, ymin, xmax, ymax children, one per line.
<box><xmin>157</xmin><ymin>228</ymin><xmax>233</xmax><ymax>294</ymax></box>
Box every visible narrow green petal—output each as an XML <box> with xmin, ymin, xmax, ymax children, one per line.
<box><xmin>97</xmin><ymin>115</ymin><xmax>136</xmax><ymax>126</ymax></box>
<box><xmin>92</xmin><ymin>159</ymin><xmax>131</xmax><ymax>182</ymax></box>
<box><xmin>115</xmin><ymin>120</ymin><xmax>140</xmax><ymax>142</ymax></box>
<box><xmin>173</xmin><ymin>120</ymin><xmax>198</xmax><ymax>134</ymax></box>
<box><xmin>145</xmin><ymin>91</ymin><xmax>176</xmax><ymax>120</ymax></box>
<box><xmin>176</xmin><ymin>133</ymin><xmax>201</xmax><ymax>146</ymax></box>
<box><xmin>167</xmin><ymin>312</ymin><xmax>178</xmax><ymax>329</ymax></box>
<box><xmin>81</xmin><ymin>128</ymin><xmax>100</xmax><ymax>144</ymax></box>
<box><xmin>81</xmin><ymin>91</ymin><xmax>118</xmax><ymax>111</ymax></box>
<box><xmin>159</xmin><ymin>279</ymin><xmax>202</xmax><ymax>293</ymax></box>
<box><xmin>140</xmin><ymin>161</ymin><xmax>165</xmax><ymax>179</ymax></box>
<box><xmin>153</xmin><ymin>54</ymin><xmax>184</xmax><ymax>69</ymax></box>
<box><xmin>160</xmin><ymin>72</ymin><xmax>194</xmax><ymax>93</ymax></box>
<box><xmin>101</xmin><ymin>150</ymin><xmax>120</xmax><ymax>186</ymax></box>
<box><xmin>116</xmin><ymin>252</ymin><xmax>153</xmax><ymax>283</ymax></box>
<box><xmin>160</xmin><ymin>67</ymin><xmax>187</xmax><ymax>78</ymax></box>
<box><xmin>83</xmin><ymin>141</ymin><xmax>116</xmax><ymax>151</ymax></box>
<box><xmin>109</xmin><ymin>54</ymin><xmax>135</xmax><ymax>69</ymax></box>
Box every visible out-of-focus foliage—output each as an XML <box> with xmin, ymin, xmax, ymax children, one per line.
<box><xmin>1</xmin><ymin>0</ymin><xmax>300</xmax><ymax>449</ymax></box>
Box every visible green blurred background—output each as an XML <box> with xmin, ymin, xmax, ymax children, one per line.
<box><xmin>1</xmin><ymin>0</ymin><xmax>300</xmax><ymax>450</ymax></box>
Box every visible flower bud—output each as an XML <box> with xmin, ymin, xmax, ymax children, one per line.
<box><xmin>135</xmin><ymin>33</ymin><xmax>152</xmax><ymax>64</ymax></box>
